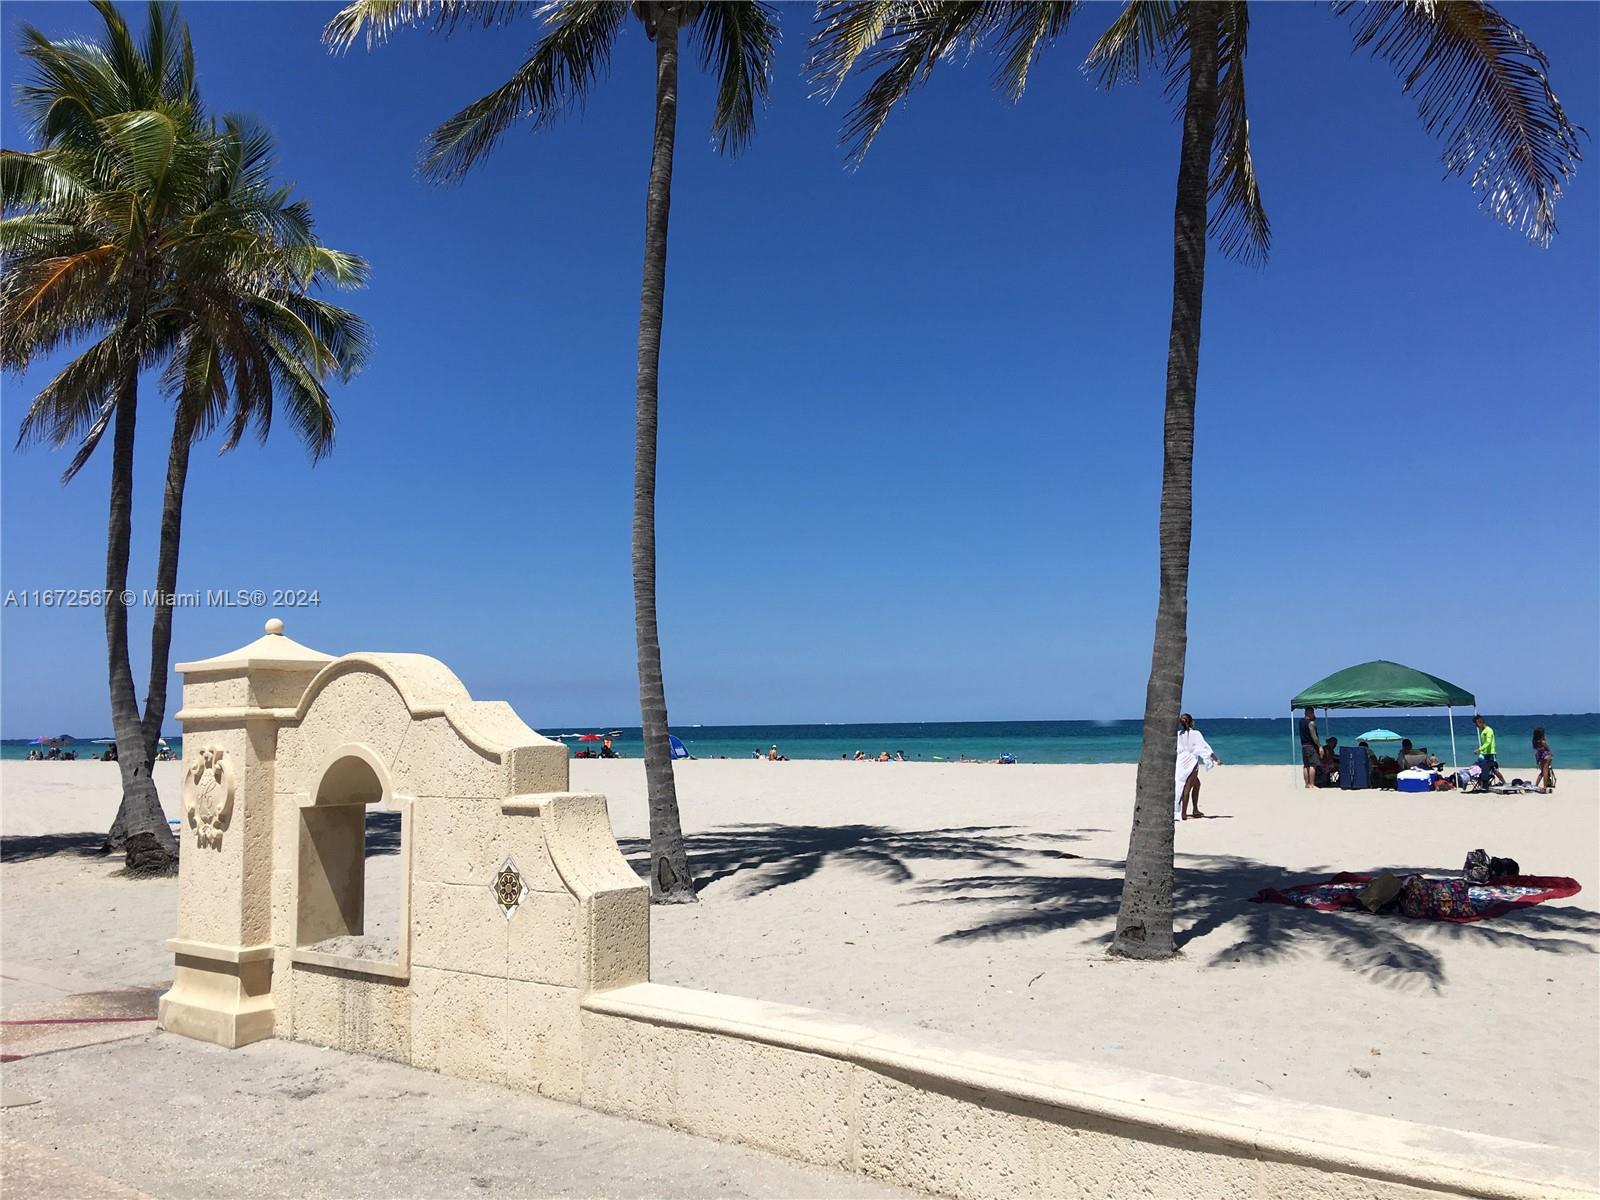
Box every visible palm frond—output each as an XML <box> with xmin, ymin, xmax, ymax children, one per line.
<box><xmin>1</xmin><ymin>148</ymin><xmax>94</xmax><ymax>212</ymax></box>
<box><xmin>992</xmin><ymin>1</ymin><xmax>1077</xmax><ymax>101</ymax></box>
<box><xmin>14</xmin><ymin>331</ymin><xmax>121</xmax><ymax>453</ymax></box>
<box><xmin>1336</xmin><ymin>0</ymin><xmax>1584</xmax><ymax>246</ymax></box>
<box><xmin>692</xmin><ymin>2</ymin><xmax>780</xmax><ymax>155</ymax></box>
<box><xmin>419</xmin><ymin>0</ymin><xmax>628</xmax><ymax>182</ymax></box>
<box><xmin>1209</xmin><ymin>5</ymin><xmax>1269</xmax><ymax>265</ymax></box>
<box><xmin>1083</xmin><ymin>0</ymin><xmax>1179</xmax><ymax>89</ymax></box>
<box><xmin>808</xmin><ymin>0</ymin><xmax>899</xmax><ymax>98</ymax></box>
<box><xmin>323</xmin><ymin>0</ymin><xmax>534</xmax><ymax>52</ymax></box>
<box><xmin>812</xmin><ymin>1</ymin><xmax>997</xmax><ymax>165</ymax></box>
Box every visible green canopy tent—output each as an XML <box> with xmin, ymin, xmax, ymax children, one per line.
<box><xmin>1290</xmin><ymin>660</ymin><xmax>1476</xmax><ymax>771</ymax></box>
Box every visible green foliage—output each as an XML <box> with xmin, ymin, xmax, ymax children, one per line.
<box><xmin>324</xmin><ymin>0</ymin><xmax>781</xmax><ymax>178</ymax></box>
<box><xmin>813</xmin><ymin>0</ymin><xmax>1584</xmax><ymax>257</ymax></box>
<box><xmin>1</xmin><ymin>1</ymin><xmax>370</xmax><ymax>480</ymax></box>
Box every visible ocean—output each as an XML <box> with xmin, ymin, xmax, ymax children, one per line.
<box><xmin>12</xmin><ymin>713</ymin><xmax>1594</xmax><ymax>768</ymax></box>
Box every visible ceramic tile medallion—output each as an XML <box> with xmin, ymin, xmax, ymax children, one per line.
<box><xmin>492</xmin><ymin>856</ymin><xmax>528</xmax><ymax>919</ymax></box>
<box><xmin>183</xmin><ymin>747</ymin><xmax>235</xmax><ymax>848</ymax></box>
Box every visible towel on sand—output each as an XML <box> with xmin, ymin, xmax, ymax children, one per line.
<box><xmin>1248</xmin><ymin>872</ymin><xmax>1580</xmax><ymax>923</ymax></box>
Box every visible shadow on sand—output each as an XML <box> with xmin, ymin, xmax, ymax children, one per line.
<box><xmin>621</xmin><ymin>822</ymin><xmax>1598</xmax><ymax>992</ymax></box>
<box><xmin>2</xmin><ymin>811</ymin><xmax>404</xmax><ymax>863</ymax></box>
<box><xmin>618</xmin><ymin>823</ymin><xmax>1094</xmax><ymax>896</ymax></box>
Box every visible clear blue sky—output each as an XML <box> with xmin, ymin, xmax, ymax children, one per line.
<box><xmin>2</xmin><ymin>1</ymin><xmax>1597</xmax><ymax>735</ymax></box>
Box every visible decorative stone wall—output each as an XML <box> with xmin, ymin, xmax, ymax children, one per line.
<box><xmin>159</xmin><ymin>624</ymin><xmax>1591</xmax><ymax>1200</ymax></box>
<box><xmin>158</xmin><ymin>620</ymin><xmax>648</xmax><ymax>1102</ymax></box>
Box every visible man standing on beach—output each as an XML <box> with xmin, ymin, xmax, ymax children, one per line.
<box><xmin>1298</xmin><ymin>706</ymin><xmax>1322</xmax><ymax>789</ymax></box>
<box><xmin>1474</xmin><ymin>716</ymin><xmax>1502</xmax><ymax>790</ymax></box>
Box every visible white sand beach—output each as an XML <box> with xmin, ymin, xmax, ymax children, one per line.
<box><xmin>2</xmin><ymin>758</ymin><xmax>1596</xmax><ymax>1170</ymax></box>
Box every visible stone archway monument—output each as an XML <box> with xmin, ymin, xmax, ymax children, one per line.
<box><xmin>158</xmin><ymin>619</ymin><xmax>648</xmax><ymax>1100</ymax></box>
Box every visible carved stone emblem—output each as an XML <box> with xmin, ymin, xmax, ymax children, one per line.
<box><xmin>183</xmin><ymin>748</ymin><xmax>235</xmax><ymax>847</ymax></box>
<box><xmin>492</xmin><ymin>857</ymin><xmax>527</xmax><ymax>919</ymax></box>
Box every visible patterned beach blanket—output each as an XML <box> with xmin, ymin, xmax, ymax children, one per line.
<box><xmin>1249</xmin><ymin>872</ymin><xmax>1581</xmax><ymax>923</ymax></box>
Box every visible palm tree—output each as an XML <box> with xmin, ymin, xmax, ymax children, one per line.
<box><xmin>325</xmin><ymin>0</ymin><xmax>780</xmax><ymax>902</ymax></box>
<box><xmin>113</xmin><ymin>118</ymin><xmax>371</xmax><ymax>852</ymax></box>
<box><xmin>2</xmin><ymin>2</ymin><xmax>370</xmax><ymax>872</ymax></box>
<box><xmin>812</xmin><ymin>0</ymin><xmax>1582</xmax><ymax>957</ymax></box>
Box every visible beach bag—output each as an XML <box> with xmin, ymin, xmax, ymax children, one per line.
<box><xmin>1488</xmin><ymin>856</ymin><xmax>1520</xmax><ymax>879</ymax></box>
<box><xmin>1399</xmin><ymin>876</ymin><xmax>1475</xmax><ymax>920</ymax></box>
<box><xmin>1358</xmin><ymin>873</ymin><xmax>1405</xmax><ymax>914</ymax></box>
<box><xmin>1464</xmin><ymin>849</ymin><xmax>1491</xmax><ymax>884</ymax></box>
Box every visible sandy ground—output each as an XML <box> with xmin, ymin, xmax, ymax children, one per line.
<box><xmin>2</xmin><ymin>759</ymin><xmax>1597</xmax><ymax>1174</ymax></box>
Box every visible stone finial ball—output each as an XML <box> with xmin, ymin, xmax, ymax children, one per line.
<box><xmin>265</xmin><ymin>618</ymin><xmax>285</xmax><ymax>636</ymax></box>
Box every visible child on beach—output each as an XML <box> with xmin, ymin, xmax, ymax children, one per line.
<box><xmin>1533</xmin><ymin>728</ymin><xmax>1556</xmax><ymax>789</ymax></box>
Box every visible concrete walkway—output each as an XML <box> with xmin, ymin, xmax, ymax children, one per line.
<box><xmin>2</xmin><ymin>1016</ymin><xmax>919</xmax><ymax>1199</ymax></box>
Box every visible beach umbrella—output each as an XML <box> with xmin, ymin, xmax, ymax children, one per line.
<box><xmin>578</xmin><ymin>733</ymin><xmax>601</xmax><ymax>742</ymax></box>
<box><xmin>668</xmin><ymin>734</ymin><xmax>689</xmax><ymax>760</ymax></box>
<box><xmin>1355</xmin><ymin>729</ymin><xmax>1403</xmax><ymax>742</ymax></box>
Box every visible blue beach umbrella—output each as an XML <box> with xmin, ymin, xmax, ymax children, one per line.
<box><xmin>1355</xmin><ymin>729</ymin><xmax>1403</xmax><ymax>742</ymax></box>
<box><xmin>668</xmin><ymin>735</ymin><xmax>690</xmax><ymax>760</ymax></box>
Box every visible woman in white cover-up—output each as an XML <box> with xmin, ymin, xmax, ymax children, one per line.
<box><xmin>1174</xmin><ymin>713</ymin><xmax>1222</xmax><ymax>820</ymax></box>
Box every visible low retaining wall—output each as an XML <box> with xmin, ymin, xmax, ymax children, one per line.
<box><xmin>580</xmin><ymin>984</ymin><xmax>1597</xmax><ymax>1200</ymax></box>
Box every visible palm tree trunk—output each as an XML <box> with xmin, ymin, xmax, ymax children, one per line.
<box><xmin>1110</xmin><ymin>2</ymin><xmax>1221</xmax><ymax>959</ymax></box>
<box><xmin>103</xmin><ymin>366</ymin><xmax>179</xmax><ymax>875</ymax></box>
<box><xmin>633</xmin><ymin>4</ymin><xmax>694</xmax><ymax>903</ymax></box>
<box><xmin>139</xmin><ymin>410</ymin><xmax>193</xmax><ymax>766</ymax></box>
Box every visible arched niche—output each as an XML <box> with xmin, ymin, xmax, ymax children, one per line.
<box><xmin>294</xmin><ymin>744</ymin><xmax>411</xmax><ymax>977</ymax></box>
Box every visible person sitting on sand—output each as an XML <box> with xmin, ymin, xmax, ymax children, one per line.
<box><xmin>853</xmin><ymin>750</ymin><xmax>867</xmax><ymax>761</ymax></box>
<box><xmin>767</xmin><ymin>745</ymin><xmax>788</xmax><ymax>762</ymax></box>
<box><xmin>876</xmin><ymin>751</ymin><xmax>891</xmax><ymax>762</ymax></box>
<box><xmin>1396</xmin><ymin>738</ymin><xmax>1430</xmax><ymax>770</ymax></box>
<box><xmin>600</xmin><ymin>737</ymin><xmax>617</xmax><ymax>759</ymax></box>
<box><xmin>1317</xmin><ymin>738</ymin><xmax>1340</xmax><ymax>787</ymax></box>
<box><xmin>1174</xmin><ymin>714</ymin><xmax>1221</xmax><ymax>819</ymax></box>
<box><xmin>1533</xmin><ymin>727</ymin><xmax>1556</xmax><ymax>789</ymax></box>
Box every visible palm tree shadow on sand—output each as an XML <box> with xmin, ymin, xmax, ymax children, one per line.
<box><xmin>914</xmin><ymin>854</ymin><xmax>1600</xmax><ymax>992</ymax></box>
<box><xmin>617</xmin><ymin>823</ymin><xmax>1099</xmax><ymax>897</ymax></box>
<box><xmin>620</xmin><ymin>824</ymin><xmax>1599</xmax><ymax>993</ymax></box>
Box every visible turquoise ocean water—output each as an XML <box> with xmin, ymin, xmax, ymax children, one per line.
<box><xmin>7</xmin><ymin>713</ymin><xmax>1595</xmax><ymax>768</ymax></box>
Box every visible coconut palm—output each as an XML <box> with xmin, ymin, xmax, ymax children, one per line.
<box><xmin>325</xmin><ymin>0</ymin><xmax>780</xmax><ymax>902</ymax></box>
<box><xmin>112</xmin><ymin>119</ymin><xmax>371</xmax><ymax>852</ymax></box>
<box><xmin>2</xmin><ymin>2</ymin><xmax>370</xmax><ymax>871</ymax></box>
<box><xmin>812</xmin><ymin>0</ymin><xmax>1582</xmax><ymax>957</ymax></box>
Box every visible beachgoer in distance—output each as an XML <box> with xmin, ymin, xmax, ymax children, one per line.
<box><xmin>1317</xmin><ymin>737</ymin><xmax>1340</xmax><ymax>787</ymax></box>
<box><xmin>1532</xmin><ymin>727</ymin><xmax>1555</xmax><ymax>789</ymax></box>
<box><xmin>1298</xmin><ymin>706</ymin><xmax>1321</xmax><ymax>789</ymax></box>
<box><xmin>600</xmin><ymin>737</ymin><xmax>617</xmax><ymax>759</ymax></box>
<box><xmin>1473</xmin><ymin>716</ymin><xmax>1501</xmax><ymax>791</ymax></box>
<box><xmin>1396</xmin><ymin>738</ymin><xmax>1426</xmax><ymax>770</ymax></box>
<box><xmin>1174</xmin><ymin>713</ymin><xmax>1221</xmax><ymax>820</ymax></box>
<box><xmin>753</xmin><ymin>747</ymin><xmax>762</xmax><ymax>760</ymax></box>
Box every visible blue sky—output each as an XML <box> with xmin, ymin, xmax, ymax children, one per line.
<box><xmin>2</xmin><ymin>1</ymin><xmax>1597</xmax><ymax>735</ymax></box>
